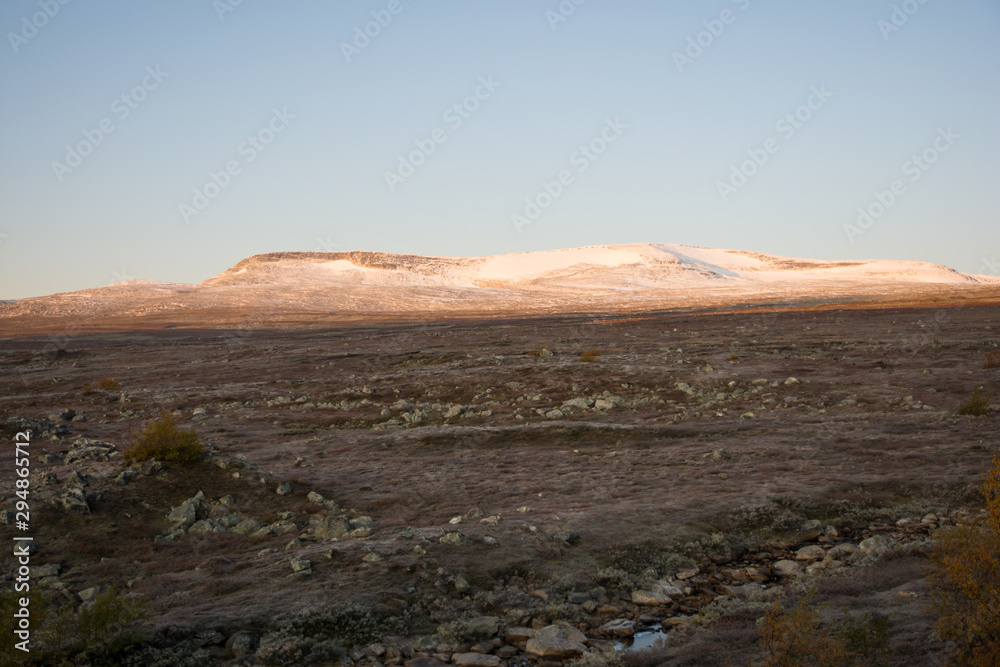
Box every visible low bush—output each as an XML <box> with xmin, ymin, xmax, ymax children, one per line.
<box><xmin>957</xmin><ymin>387</ymin><xmax>990</xmax><ymax>417</ymax></box>
<box><xmin>123</xmin><ymin>413</ymin><xmax>203</xmax><ymax>464</ymax></box>
<box><xmin>97</xmin><ymin>377</ymin><xmax>122</xmax><ymax>391</ymax></box>
<box><xmin>580</xmin><ymin>349</ymin><xmax>602</xmax><ymax>363</ymax></box>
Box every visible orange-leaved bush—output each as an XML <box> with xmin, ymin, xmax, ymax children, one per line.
<box><xmin>122</xmin><ymin>412</ymin><xmax>203</xmax><ymax>464</ymax></box>
<box><xmin>928</xmin><ymin>455</ymin><xmax>1000</xmax><ymax>666</ymax></box>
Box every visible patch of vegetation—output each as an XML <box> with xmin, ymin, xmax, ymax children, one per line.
<box><xmin>957</xmin><ymin>386</ymin><xmax>990</xmax><ymax>416</ymax></box>
<box><xmin>527</xmin><ymin>343</ymin><xmax>549</xmax><ymax>356</ymax></box>
<box><xmin>928</xmin><ymin>455</ymin><xmax>1000</xmax><ymax>665</ymax></box>
<box><xmin>984</xmin><ymin>350</ymin><xmax>1000</xmax><ymax>369</ymax></box>
<box><xmin>122</xmin><ymin>413</ymin><xmax>204</xmax><ymax>464</ymax></box>
<box><xmin>579</xmin><ymin>348</ymin><xmax>602</xmax><ymax>363</ymax></box>
<box><xmin>255</xmin><ymin>628</ymin><xmax>347</xmax><ymax>667</ymax></box>
<box><xmin>1</xmin><ymin>587</ymin><xmax>150</xmax><ymax>665</ymax></box>
<box><xmin>436</xmin><ymin>617</ymin><xmax>500</xmax><ymax>645</ymax></box>
<box><xmin>268</xmin><ymin>603</ymin><xmax>408</xmax><ymax>647</ymax></box>
<box><xmin>97</xmin><ymin>376</ymin><xmax>122</xmax><ymax>391</ymax></box>
<box><xmin>757</xmin><ymin>594</ymin><xmax>890</xmax><ymax>666</ymax></box>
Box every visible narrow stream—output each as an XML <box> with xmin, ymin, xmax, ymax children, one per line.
<box><xmin>614</xmin><ymin>628</ymin><xmax>669</xmax><ymax>651</ymax></box>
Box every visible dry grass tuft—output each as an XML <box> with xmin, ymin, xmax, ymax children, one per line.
<box><xmin>122</xmin><ymin>412</ymin><xmax>203</xmax><ymax>464</ymax></box>
<box><xmin>580</xmin><ymin>348</ymin><xmax>602</xmax><ymax>363</ymax></box>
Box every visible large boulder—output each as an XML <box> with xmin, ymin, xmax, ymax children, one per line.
<box><xmin>525</xmin><ymin>624</ymin><xmax>587</xmax><ymax>661</ymax></box>
<box><xmin>631</xmin><ymin>589</ymin><xmax>672</xmax><ymax>606</ymax></box>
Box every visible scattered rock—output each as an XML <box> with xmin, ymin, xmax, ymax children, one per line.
<box><xmin>773</xmin><ymin>560</ymin><xmax>802</xmax><ymax>578</ymax></box>
<box><xmin>276</xmin><ymin>482</ymin><xmax>292</xmax><ymax>496</ymax></box>
<box><xmin>599</xmin><ymin>619</ymin><xmax>636</xmax><ymax>638</ymax></box>
<box><xmin>526</xmin><ymin>625</ymin><xmax>587</xmax><ymax>661</ymax></box>
<box><xmin>631</xmin><ymin>590</ymin><xmax>673</xmax><ymax>606</ymax></box>
<box><xmin>439</xmin><ymin>531</ymin><xmax>472</xmax><ymax>546</ymax></box>
<box><xmin>795</xmin><ymin>545</ymin><xmax>826</xmax><ymax>562</ymax></box>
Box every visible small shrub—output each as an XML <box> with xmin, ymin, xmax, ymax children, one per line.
<box><xmin>984</xmin><ymin>350</ymin><xmax>1000</xmax><ymax>369</ymax></box>
<box><xmin>757</xmin><ymin>595</ymin><xmax>849</xmax><ymax>666</ymax></box>
<box><xmin>528</xmin><ymin>343</ymin><xmax>548</xmax><ymax>356</ymax></box>
<box><xmin>727</xmin><ymin>354</ymin><xmax>740</xmax><ymax>362</ymax></box>
<box><xmin>42</xmin><ymin>587</ymin><xmax>150</xmax><ymax>664</ymax></box>
<box><xmin>97</xmin><ymin>377</ymin><xmax>122</xmax><ymax>391</ymax></box>
<box><xmin>957</xmin><ymin>387</ymin><xmax>990</xmax><ymax>416</ymax></box>
<box><xmin>836</xmin><ymin>611</ymin><xmax>890</xmax><ymax>666</ymax></box>
<box><xmin>580</xmin><ymin>349</ymin><xmax>602</xmax><ymax>363</ymax></box>
<box><xmin>123</xmin><ymin>413</ymin><xmax>203</xmax><ymax>464</ymax></box>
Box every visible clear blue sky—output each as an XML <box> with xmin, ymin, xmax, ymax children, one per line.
<box><xmin>1</xmin><ymin>0</ymin><xmax>998</xmax><ymax>299</ymax></box>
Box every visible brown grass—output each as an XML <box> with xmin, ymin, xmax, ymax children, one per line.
<box><xmin>97</xmin><ymin>376</ymin><xmax>122</xmax><ymax>391</ymax></box>
<box><xmin>580</xmin><ymin>348</ymin><xmax>602</xmax><ymax>363</ymax></box>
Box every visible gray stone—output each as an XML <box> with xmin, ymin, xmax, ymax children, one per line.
<box><xmin>439</xmin><ymin>531</ymin><xmax>472</xmax><ymax>546</ymax></box>
<box><xmin>58</xmin><ymin>487</ymin><xmax>90</xmax><ymax>514</ymax></box>
<box><xmin>652</xmin><ymin>580</ymin><xmax>685</xmax><ymax>597</ymax></box>
<box><xmin>631</xmin><ymin>590</ymin><xmax>672</xmax><ymax>605</ymax></box>
<box><xmin>859</xmin><ymin>535</ymin><xmax>896</xmax><ymax>558</ymax></box>
<box><xmin>773</xmin><ymin>560</ymin><xmax>802</xmax><ymax>578</ymax></box>
<box><xmin>525</xmin><ymin>625</ymin><xmax>587</xmax><ymax>661</ymax></box>
<box><xmin>599</xmin><ymin>619</ymin><xmax>636</xmax><ymax>637</ymax></box>
<box><xmin>594</xmin><ymin>399</ymin><xmax>614</xmax><ymax>410</ymax></box>
<box><xmin>140</xmin><ymin>459</ymin><xmax>165</xmax><ymax>475</ymax></box>
<box><xmin>309</xmin><ymin>516</ymin><xmax>350</xmax><ymax>540</ymax></box>
<box><xmin>231</xmin><ymin>518</ymin><xmax>262</xmax><ymax>535</ymax></box>
<box><xmin>289</xmin><ymin>557</ymin><xmax>311</xmax><ymax>573</ymax></box>
<box><xmin>444</xmin><ymin>405</ymin><xmax>466</xmax><ymax>419</ymax></box>
<box><xmin>276</xmin><ymin>482</ymin><xmax>292</xmax><ymax>495</ymax></box>
<box><xmin>166</xmin><ymin>498</ymin><xmax>200</xmax><ymax>530</ymax></box>
<box><xmin>795</xmin><ymin>545</ymin><xmax>826</xmax><ymax>562</ymax></box>
<box><xmin>188</xmin><ymin>519</ymin><xmax>226</xmax><ymax>534</ymax></box>
<box><xmin>63</xmin><ymin>470</ymin><xmax>87</xmax><ymax>487</ymax></box>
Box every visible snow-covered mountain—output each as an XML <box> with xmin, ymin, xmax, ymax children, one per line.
<box><xmin>2</xmin><ymin>243</ymin><xmax>998</xmax><ymax>327</ymax></box>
